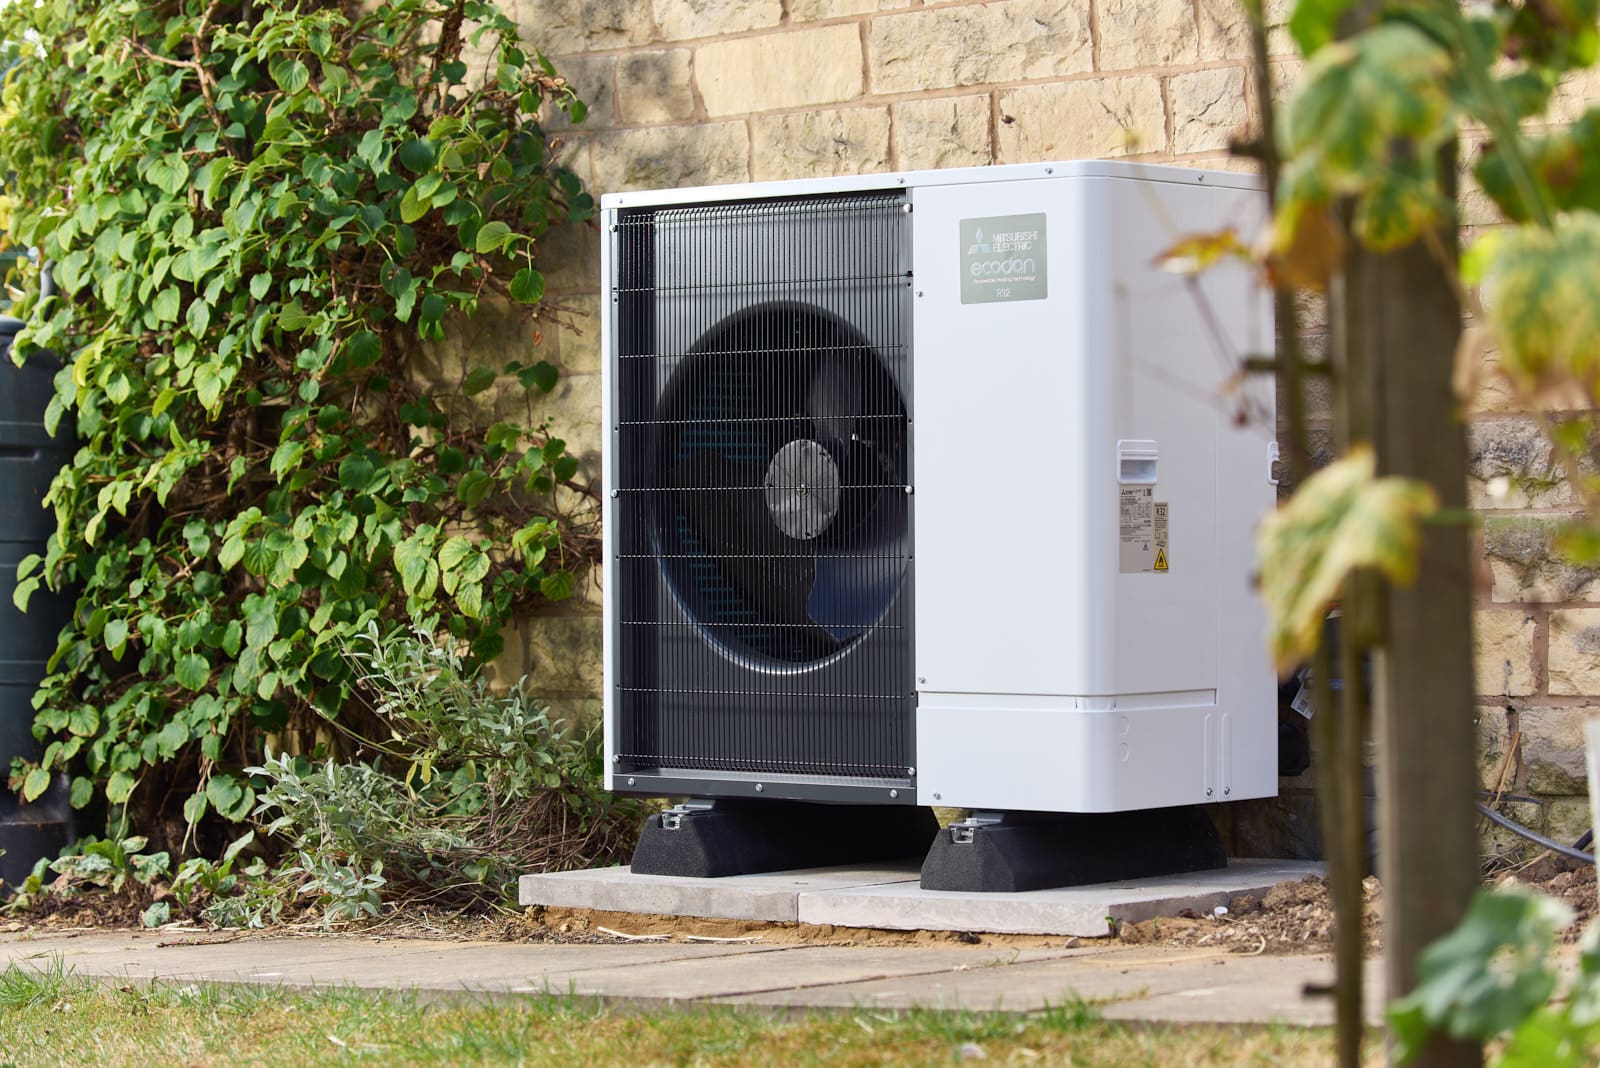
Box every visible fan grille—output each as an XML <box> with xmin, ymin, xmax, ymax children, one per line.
<box><xmin>611</xmin><ymin>192</ymin><xmax>914</xmax><ymax>784</ymax></box>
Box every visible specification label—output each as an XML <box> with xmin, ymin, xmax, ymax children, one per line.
<box><xmin>1119</xmin><ymin>487</ymin><xmax>1170</xmax><ymax>574</ymax></box>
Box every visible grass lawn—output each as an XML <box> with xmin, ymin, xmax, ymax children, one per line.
<box><xmin>0</xmin><ymin>956</ymin><xmax>1348</xmax><ymax>1066</ymax></box>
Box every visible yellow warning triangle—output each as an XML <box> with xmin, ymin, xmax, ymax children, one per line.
<box><xmin>1153</xmin><ymin>548</ymin><xmax>1168</xmax><ymax>572</ymax></box>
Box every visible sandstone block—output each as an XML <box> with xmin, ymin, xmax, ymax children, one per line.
<box><xmin>1477</xmin><ymin>705</ymin><xmax>1514</xmax><ymax>791</ymax></box>
<box><xmin>696</xmin><ymin>25</ymin><xmax>863</xmax><ymax>116</ymax></box>
<box><xmin>516</xmin><ymin>0</ymin><xmax>657</xmax><ymax>56</ymax></box>
<box><xmin>547</xmin><ymin>55</ymin><xmax>615</xmax><ymax>131</ymax></box>
<box><xmin>1483</xmin><ymin>515</ymin><xmax>1598</xmax><ymax>604</ymax></box>
<box><xmin>1098</xmin><ymin>0</ymin><xmax>1197</xmax><ymax>71</ymax></box>
<box><xmin>1549</xmin><ymin>609</ymin><xmax>1600</xmax><ymax>696</ymax></box>
<box><xmin>1474</xmin><ymin>609</ymin><xmax>1537</xmax><ymax>698</ymax></box>
<box><xmin>1466</xmin><ymin>418</ymin><xmax>1570</xmax><ymax>510</ymax></box>
<box><xmin>1199</xmin><ymin>0</ymin><xmax>1292</xmax><ymax>62</ymax></box>
<box><xmin>535</xmin><ymin>218</ymin><xmax>601</xmax><ymax>294</ymax></box>
<box><xmin>1552</xmin><ymin>66</ymin><xmax>1600</xmax><ymax>123</ymax></box>
<box><xmin>553</xmin><ymin>292</ymin><xmax>602</xmax><ymax>376</ymax></box>
<box><xmin>895</xmin><ymin>95</ymin><xmax>992</xmax><ymax>170</ymax></box>
<box><xmin>617</xmin><ymin>50</ymin><xmax>696</xmax><ymax>125</ymax></box>
<box><xmin>792</xmin><ymin>0</ymin><xmax>912</xmax><ymax>20</ymax></box>
<box><xmin>868</xmin><ymin>0</ymin><xmax>1091</xmax><ymax>95</ymax></box>
<box><xmin>590</xmin><ymin>121</ymin><xmax>750</xmax><ymax>193</ymax></box>
<box><xmin>511</xmin><ymin>612</ymin><xmax>603</xmax><ymax>697</ymax></box>
<box><xmin>532</xmin><ymin>372</ymin><xmax>602</xmax><ymax>476</ymax></box>
<box><xmin>750</xmin><ymin>107</ymin><xmax>892</xmax><ymax>181</ymax></box>
<box><xmin>1170</xmin><ymin>67</ymin><xmax>1251</xmax><ymax>155</ymax></box>
<box><xmin>997</xmin><ymin>77</ymin><xmax>1165</xmax><ymax>162</ymax></box>
<box><xmin>1516</xmin><ymin>705</ymin><xmax>1594</xmax><ymax>793</ymax></box>
<box><xmin>653</xmin><ymin>0</ymin><xmax>782</xmax><ymax>41</ymax></box>
<box><xmin>1543</xmin><ymin>797</ymin><xmax>1593</xmax><ymax>848</ymax></box>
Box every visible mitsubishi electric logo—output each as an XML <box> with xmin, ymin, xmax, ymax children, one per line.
<box><xmin>959</xmin><ymin>213</ymin><xmax>1048</xmax><ymax>305</ymax></box>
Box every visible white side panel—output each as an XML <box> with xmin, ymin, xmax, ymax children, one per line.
<box><xmin>909</xmin><ymin>178</ymin><xmax>1100</xmax><ymax>696</ymax></box>
<box><xmin>915</xmin><ymin>695</ymin><xmax>1219</xmax><ymax>811</ymax></box>
<box><xmin>912</xmin><ymin>171</ymin><xmax>1277</xmax><ymax>811</ymax></box>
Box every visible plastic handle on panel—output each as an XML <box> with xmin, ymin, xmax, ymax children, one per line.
<box><xmin>1116</xmin><ymin>439</ymin><xmax>1159</xmax><ymax>485</ymax></box>
<box><xmin>1267</xmin><ymin>441</ymin><xmax>1281</xmax><ymax>486</ymax></box>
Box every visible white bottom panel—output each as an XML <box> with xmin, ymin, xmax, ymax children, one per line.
<box><xmin>915</xmin><ymin>692</ymin><xmax>1272</xmax><ymax>812</ymax></box>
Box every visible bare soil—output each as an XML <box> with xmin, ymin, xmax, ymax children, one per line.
<box><xmin>8</xmin><ymin>857</ymin><xmax>1598</xmax><ymax>957</ymax></box>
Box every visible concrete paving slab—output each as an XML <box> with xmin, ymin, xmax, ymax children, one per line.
<box><xmin>800</xmin><ymin>860</ymin><xmax>1323</xmax><ymax>936</ymax></box>
<box><xmin>0</xmin><ymin>932</ymin><xmax>783</xmax><ymax>988</ymax></box>
<box><xmin>519</xmin><ymin>859</ymin><xmax>1322</xmax><ymax>937</ymax></box>
<box><xmin>717</xmin><ymin>947</ymin><xmax>1365</xmax><ymax>1025</ymax></box>
<box><xmin>528</xmin><ymin>944</ymin><xmax>1082</xmax><ymax>1002</ymax></box>
<box><xmin>0</xmin><ymin>930</ymin><xmax>1364</xmax><ymax>1027</ymax></box>
<box><xmin>518</xmin><ymin>863</ymin><xmax>921</xmax><ymax>922</ymax></box>
<box><xmin>1098</xmin><ymin>955</ymin><xmax>1386</xmax><ymax>1027</ymax></box>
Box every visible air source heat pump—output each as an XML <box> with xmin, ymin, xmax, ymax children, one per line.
<box><xmin>600</xmin><ymin>160</ymin><xmax>1277</xmax><ymax>891</ymax></box>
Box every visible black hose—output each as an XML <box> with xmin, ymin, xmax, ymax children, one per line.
<box><xmin>1478</xmin><ymin>803</ymin><xmax>1596</xmax><ymax>864</ymax></box>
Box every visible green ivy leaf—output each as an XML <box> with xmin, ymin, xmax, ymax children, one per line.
<box><xmin>539</xmin><ymin>570</ymin><xmax>575</xmax><ymax>601</ymax></box>
<box><xmin>21</xmin><ymin>767</ymin><xmax>50</xmax><ymax>803</ymax></box>
<box><xmin>152</xmin><ymin>286</ymin><xmax>182</xmax><ymax>323</ymax></box>
<box><xmin>509</xmin><ymin>267</ymin><xmax>545</xmax><ymax>304</ymax></box>
<box><xmin>475</xmin><ymin>220</ymin><xmax>512</xmax><ymax>253</ymax></box>
<box><xmin>400</xmin><ymin>185</ymin><xmax>429</xmax><ymax>224</ymax></box>
<box><xmin>461</xmin><ymin>366</ymin><xmax>497</xmax><ymax>396</ymax></box>
<box><xmin>456</xmin><ymin>469</ymin><xmax>493</xmax><ymax>508</ymax></box>
<box><xmin>174</xmin><ymin>652</ymin><xmax>212</xmax><ymax>692</ymax></box>
<box><xmin>397</xmin><ymin>138</ymin><xmax>436</xmax><ymax>172</ymax></box>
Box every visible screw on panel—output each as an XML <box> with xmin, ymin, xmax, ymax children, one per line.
<box><xmin>933</xmin><ymin>793</ymin><xmax>942</xmax><ymax>801</ymax></box>
<box><xmin>610</xmin><ymin>489</ymin><xmax>619</xmax><ymax>498</ymax></box>
<box><xmin>889</xmin><ymin>789</ymin><xmax>899</xmax><ymax>799</ymax></box>
<box><xmin>916</xmin><ymin>290</ymin><xmax>924</xmax><ymax>298</ymax></box>
<box><xmin>612</xmin><ymin>755</ymin><xmax>620</xmax><ymax>763</ymax></box>
<box><xmin>1206</xmin><ymin>788</ymin><xmax>1214</xmax><ymax>797</ymax></box>
<box><xmin>904</xmin><ymin>485</ymin><xmax>914</xmax><ymax>494</ymax></box>
<box><xmin>610</xmin><ymin>224</ymin><xmax>618</xmax><ymax>232</ymax></box>
<box><xmin>917</xmin><ymin>677</ymin><xmax>927</xmax><ymax>685</ymax></box>
<box><xmin>906</xmin><ymin>767</ymin><xmax>916</xmax><ymax>777</ymax></box>
<box><xmin>755</xmin><ymin>783</ymin><xmax>764</xmax><ymax>793</ymax></box>
<box><xmin>1044</xmin><ymin>166</ymin><xmax>1054</xmax><ymax>174</ymax></box>
<box><xmin>627</xmin><ymin>777</ymin><xmax>635</xmax><ymax>786</ymax></box>
<box><xmin>1223</xmin><ymin>787</ymin><xmax>1231</xmax><ymax>796</ymax></box>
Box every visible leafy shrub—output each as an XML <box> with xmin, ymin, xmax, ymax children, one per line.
<box><xmin>226</xmin><ymin>625</ymin><xmax>641</xmax><ymax>923</ymax></box>
<box><xmin>0</xmin><ymin>0</ymin><xmax>596</xmax><ymax>844</ymax></box>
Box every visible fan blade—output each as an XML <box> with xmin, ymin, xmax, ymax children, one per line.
<box><xmin>808</xmin><ymin>552</ymin><xmax>905</xmax><ymax>641</ymax></box>
<box><xmin>669</xmin><ymin>452</ymin><xmax>819</xmax><ymax>630</ymax></box>
<box><xmin>807</xmin><ymin>356</ymin><xmax>859</xmax><ymax>446</ymax></box>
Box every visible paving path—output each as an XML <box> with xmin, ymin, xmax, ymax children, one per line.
<box><xmin>0</xmin><ymin>929</ymin><xmax>1385</xmax><ymax>1027</ymax></box>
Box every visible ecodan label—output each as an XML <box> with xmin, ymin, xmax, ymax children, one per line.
<box><xmin>960</xmin><ymin>213</ymin><xmax>1047</xmax><ymax>304</ymax></box>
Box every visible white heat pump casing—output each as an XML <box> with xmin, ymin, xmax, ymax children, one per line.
<box><xmin>599</xmin><ymin>161</ymin><xmax>1277</xmax><ymax>814</ymax></box>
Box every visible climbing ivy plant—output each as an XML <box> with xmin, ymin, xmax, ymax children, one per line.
<box><xmin>1</xmin><ymin>0</ymin><xmax>593</xmax><ymax>840</ymax></box>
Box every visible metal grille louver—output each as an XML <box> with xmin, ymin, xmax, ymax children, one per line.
<box><xmin>612</xmin><ymin>192</ymin><xmax>914</xmax><ymax>788</ymax></box>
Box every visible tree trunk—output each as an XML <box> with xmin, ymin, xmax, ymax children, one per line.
<box><xmin>1342</xmin><ymin>185</ymin><xmax>1481</xmax><ymax>1067</ymax></box>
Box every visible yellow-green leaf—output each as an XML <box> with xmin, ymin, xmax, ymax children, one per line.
<box><xmin>1277</xmin><ymin>23</ymin><xmax>1454</xmax><ymax>250</ymax></box>
<box><xmin>1469</xmin><ymin>212</ymin><xmax>1600</xmax><ymax>393</ymax></box>
<box><xmin>1257</xmin><ymin>444</ymin><xmax>1438</xmax><ymax>671</ymax></box>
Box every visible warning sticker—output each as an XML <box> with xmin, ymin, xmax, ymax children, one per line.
<box><xmin>1119</xmin><ymin>488</ymin><xmax>1170</xmax><ymax>574</ymax></box>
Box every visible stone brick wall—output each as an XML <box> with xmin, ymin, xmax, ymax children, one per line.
<box><xmin>495</xmin><ymin>0</ymin><xmax>1599</xmax><ymax>855</ymax></box>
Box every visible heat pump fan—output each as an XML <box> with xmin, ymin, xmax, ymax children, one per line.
<box><xmin>602</xmin><ymin>163</ymin><xmax>1279</xmax><ymax>890</ymax></box>
<box><xmin>651</xmin><ymin>303</ymin><xmax>909</xmax><ymax>668</ymax></box>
